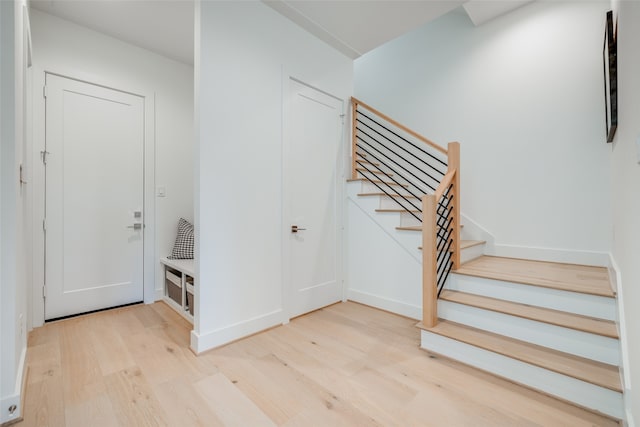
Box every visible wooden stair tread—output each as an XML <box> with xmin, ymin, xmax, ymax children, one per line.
<box><xmin>355</xmin><ymin>158</ymin><xmax>380</xmax><ymax>166</ymax></box>
<box><xmin>356</xmin><ymin>163</ymin><xmax>393</xmax><ymax>176</ymax></box>
<box><xmin>439</xmin><ymin>290</ymin><xmax>618</xmax><ymax>338</ymax></box>
<box><xmin>460</xmin><ymin>240</ymin><xmax>484</xmax><ymax>249</ymax></box>
<box><xmin>454</xmin><ymin>256</ymin><xmax>615</xmax><ymax>298</ymax></box>
<box><xmin>358</xmin><ymin>193</ymin><xmax>419</xmax><ymax>199</ymax></box>
<box><xmin>396</xmin><ymin>226</ymin><xmax>422</xmax><ymax>231</ymax></box>
<box><xmin>418</xmin><ymin>238</ymin><xmax>479</xmax><ymax>250</ymax></box>
<box><xmin>417</xmin><ymin>320</ymin><xmax>621</xmax><ymax>392</ymax></box>
<box><xmin>376</xmin><ymin>209</ymin><xmax>419</xmax><ymax>213</ymax></box>
<box><xmin>347</xmin><ymin>178</ymin><xmax>408</xmax><ymax>188</ymax></box>
<box><xmin>399</xmin><ymin>224</ymin><xmax>465</xmax><ymax>232</ymax></box>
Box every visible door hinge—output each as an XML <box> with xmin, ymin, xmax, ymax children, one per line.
<box><xmin>42</xmin><ymin>286</ymin><xmax>46</xmax><ymax>299</ymax></box>
<box><xmin>42</xmin><ymin>218</ymin><xmax>46</xmax><ymax>232</ymax></box>
<box><xmin>43</xmin><ymin>85</ymin><xmax>47</xmax><ymax>98</ymax></box>
<box><xmin>40</xmin><ymin>150</ymin><xmax>49</xmax><ymax>165</ymax></box>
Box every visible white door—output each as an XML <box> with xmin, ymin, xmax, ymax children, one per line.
<box><xmin>286</xmin><ymin>79</ymin><xmax>344</xmax><ymax>318</ymax></box>
<box><xmin>44</xmin><ymin>74</ymin><xmax>144</xmax><ymax>320</ymax></box>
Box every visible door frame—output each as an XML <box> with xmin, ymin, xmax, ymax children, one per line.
<box><xmin>30</xmin><ymin>67</ymin><xmax>156</xmax><ymax>327</ymax></box>
<box><xmin>281</xmin><ymin>75</ymin><xmax>347</xmax><ymax>322</ymax></box>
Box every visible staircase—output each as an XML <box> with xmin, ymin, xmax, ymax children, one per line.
<box><xmin>347</xmin><ymin>98</ymin><xmax>625</xmax><ymax>422</ymax></box>
<box><xmin>419</xmin><ymin>256</ymin><xmax>623</xmax><ymax>420</ymax></box>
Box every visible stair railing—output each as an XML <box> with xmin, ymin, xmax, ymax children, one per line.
<box><xmin>351</xmin><ymin>97</ymin><xmax>460</xmax><ymax>328</ymax></box>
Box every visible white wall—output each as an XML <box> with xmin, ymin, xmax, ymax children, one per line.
<box><xmin>0</xmin><ymin>0</ymin><xmax>29</xmax><ymax>423</ymax></box>
<box><xmin>355</xmin><ymin>1</ymin><xmax>612</xmax><ymax>264</ymax></box>
<box><xmin>610</xmin><ymin>1</ymin><xmax>640</xmax><ymax>424</ymax></box>
<box><xmin>29</xmin><ymin>9</ymin><xmax>194</xmax><ymax>320</ymax></box>
<box><xmin>195</xmin><ymin>1</ymin><xmax>353</xmax><ymax>352</ymax></box>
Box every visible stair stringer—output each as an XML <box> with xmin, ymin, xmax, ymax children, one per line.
<box><xmin>347</xmin><ymin>182</ymin><xmax>422</xmax><ymax>260</ymax></box>
<box><xmin>346</xmin><ymin>185</ymin><xmax>422</xmax><ymax>320</ymax></box>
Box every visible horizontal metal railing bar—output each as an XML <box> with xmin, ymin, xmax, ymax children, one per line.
<box><xmin>356</xmin><ymin>161</ymin><xmax>422</xmax><ymax>220</ymax></box>
<box><xmin>355</xmin><ymin>144</ymin><xmax>435</xmax><ymax>198</ymax></box>
<box><xmin>354</xmin><ymin>157</ymin><xmax>423</xmax><ymax>203</ymax></box>
<box><xmin>356</xmin><ymin>153</ymin><xmax>422</xmax><ymax>205</ymax></box>
<box><xmin>356</xmin><ymin>135</ymin><xmax>437</xmax><ymax>193</ymax></box>
<box><xmin>437</xmin><ymin>239</ymin><xmax>454</xmax><ymax>277</ymax></box>
<box><xmin>352</xmin><ymin>97</ymin><xmax>448</xmax><ymax>155</ymax></box>
<box><xmin>356</xmin><ymin>108</ymin><xmax>448</xmax><ymax>169</ymax></box>
<box><xmin>356</xmin><ymin>115</ymin><xmax>447</xmax><ymax>177</ymax></box>
<box><xmin>437</xmin><ymin>230</ymin><xmax>453</xmax><ymax>264</ymax></box>
<box><xmin>356</xmin><ymin>126</ymin><xmax>444</xmax><ymax>189</ymax></box>
<box><xmin>437</xmin><ymin>260</ymin><xmax>454</xmax><ymax>297</ymax></box>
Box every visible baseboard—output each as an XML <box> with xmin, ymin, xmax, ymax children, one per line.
<box><xmin>0</xmin><ymin>347</ymin><xmax>27</xmax><ymax>425</ymax></box>
<box><xmin>488</xmin><ymin>244</ymin><xmax>609</xmax><ymax>266</ymax></box>
<box><xmin>347</xmin><ymin>289</ymin><xmax>421</xmax><ymax>320</ymax></box>
<box><xmin>190</xmin><ymin>309</ymin><xmax>283</xmax><ymax>354</ymax></box>
<box><xmin>154</xmin><ymin>288</ymin><xmax>164</xmax><ymax>302</ymax></box>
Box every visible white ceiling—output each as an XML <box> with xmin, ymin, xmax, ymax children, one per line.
<box><xmin>29</xmin><ymin>0</ymin><xmax>533</xmax><ymax>65</ymax></box>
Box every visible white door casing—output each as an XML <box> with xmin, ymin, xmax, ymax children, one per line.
<box><xmin>44</xmin><ymin>73</ymin><xmax>145</xmax><ymax>320</ymax></box>
<box><xmin>285</xmin><ymin>78</ymin><xmax>344</xmax><ymax>319</ymax></box>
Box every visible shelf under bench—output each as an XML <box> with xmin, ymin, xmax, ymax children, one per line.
<box><xmin>160</xmin><ymin>257</ymin><xmax>195</xmax><ymax>324</ymax></box>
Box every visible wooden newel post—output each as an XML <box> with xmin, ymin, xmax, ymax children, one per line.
<box><xmin>351</xmin><ymin>98</ymin><xmax>358</xmax><ymax>180</ymax></box>
<box><xmin>448</xmin><ymin>141</ymin><xmax>461</xmax><ymax>270</ymax></box>
<box><xmin>422</xmin><ymin>194</ymin><xmax>438</xmax><ymax>328</ymax></box>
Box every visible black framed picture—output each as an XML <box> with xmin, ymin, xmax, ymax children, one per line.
<box><xmin>603</xmin><ymin>10</ymin><xmax>617</xmax><ymax>143</ymax></box>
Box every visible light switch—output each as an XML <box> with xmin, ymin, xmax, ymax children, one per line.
<box><xmin>157</xmin><ymin>186</ymin><xmax>166</xmax><ymax>197</ymax></box>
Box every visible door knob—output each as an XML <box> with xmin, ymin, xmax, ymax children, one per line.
<box><xmin>291</xmin><ymin>225</ymin><xmax>307</xmax><ymax>233</ymax></box>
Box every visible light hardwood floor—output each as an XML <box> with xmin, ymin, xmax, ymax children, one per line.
<box><xmin>17</xmin><ymin>301</ymin><xmax>620</xmax><ymax>427</ymax></box>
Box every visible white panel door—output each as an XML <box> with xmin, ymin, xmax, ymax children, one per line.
<box><xmin>287</xmin><ymin>79</ymin><xmax>344</xmax><ymax>318</ymax></box>
<box><xmin>44</xmin><ymin>74</ymin><xmax>144</xmax><ymax>320</ymax></box>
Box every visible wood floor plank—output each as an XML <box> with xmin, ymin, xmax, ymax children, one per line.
<box><xmin>104</xmin><ymin>366</ymin><xmax>170</xmax><ymax>426</ymax></box>
<box><xmin>64</xmin><ymin>392</ymin><xmax>119</xmax><ymax>427</ymax></box>
<box><xmin>440</xmin><ymin>290</ymin><xmax>618</xmax><ymax>338</ymax></box>
<box><xmin>154</xmin><ymin>377</ymin><xmax>225</xmax><ymax>427</ymax></box>
<box><xmin>422</xmin><ymin>319</ymin><xmax>621</xmax><ymax>391</ymax></box>
<box><xmin>59</xmin><ymin>318</ymin><xmax>107</xmax><ymax>406</ymax></box>
<box><xmin>194</xmin><ymin>373</ymin><xmax>277</xmax><ymax>427</ymax></box>
<box><xmin>20</xmin><ymin>375</ymin><xmax>66</xmax><ymax>427</ymax></box>
<box><xmin>17</xmin><ymin>301</ymin><xmax>621</xmax><ymax>427</ymax></box>
<box><xmin>455</xmin><ymin>256</ymin><xmax>615</xmax><ymax>297</ymax></box>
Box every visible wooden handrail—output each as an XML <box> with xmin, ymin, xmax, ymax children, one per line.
<box><xmin>434</xmin><ymin>170</ymin><xmax>456</xmax><ymax>200</ymax></box>
<box><xmin>352</xmin><ymin>97</ymin><xmax>448</xmax><ymax>155</ymax></box>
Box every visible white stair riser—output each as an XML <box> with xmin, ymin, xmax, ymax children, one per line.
<box><xmin>446</xmin><ymin>274</ymin><xmax>617</xmax><ymax>321</ymax></box>
<box><xmin>438</xmin><ymin>301</ymin><xmax>620</xmax><ymax>365</ymax></box>
<box><xmin>360</xmin><ymin>181</ymin><xmax>410</xmax><ymax>195</ymax></box>
<box><xmin>420</xmin><ymin>331</ymin><xmax>624</xmax><ymax>420</ymax></box>
<box><xmin>400</xmin><ymin>211</ymin><xmax>422</xmax><ymax>227</ymax></box>
<box><xmin>460</xmin><ymin>243</ymin><xmax>485</xmax><ymax>264</ymax></box>
<box><xmin>379</xmin><ymin>195</ymin><xmax>421</xmax><ymax>211</ymax></box>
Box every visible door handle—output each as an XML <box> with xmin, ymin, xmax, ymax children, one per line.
<box><xmin>291</xmin><ymin>225</ymin><xmax>307</xmax><ymax>233</ymax></box>
<box><xmin>127</xmin><ymin>223</ymin><xmax>143</xmax><ymax>230</ymax></box>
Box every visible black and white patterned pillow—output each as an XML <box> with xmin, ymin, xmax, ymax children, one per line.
<box><xmin>168</xmin><ymin>218</ymin><xmax>194</xmax><ymax>259</ymax></box>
